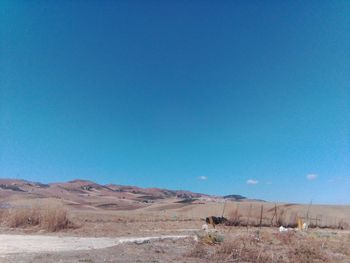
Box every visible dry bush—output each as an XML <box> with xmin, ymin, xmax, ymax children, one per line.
<box><xmin>188</xmin><ymin>229</ymin><xmax>339</xmax><ymax>263</ymax></box>
<box><xmin>291</xmin><ymin>239</ymin><xmax>330</xmax><ymax>263</ymax></box>
<box><xmin>211</xmin><ymin>235</ymin><xmax>330</xmax><ymax>263</ymax></box>
<box><xmin>197</xmin><ymin>231</ymin><xmax>224</xmax><ymax>245</ymax></box>
<box><xmin>1</xmin><ymin>203</ymin><xmax>74</xmax><ymax>232</ymax></box>
<box><xmin>40</xmin><ymin>204</ymin><xmax>71</xmax><ymax>232</ymax></box>
<box><xmin>226</xmin><ymin>208</ymin><xmax>242</xmax><ymax>226</ymax></box>
<box><xmin>213</xmin><ymin>235</ymin><xmax>271</xmax><ymax>263</ymax></box>
<box><xmin>285</xmin><ymin>212</ymin><xmax>298</xmax><ymax>228</ymax></box>
<box><xmin>3</xmin><ymin>206</ymin><xmax>41</xmax><ymax>228</ymax></box>
<box><xmin>276</xmin><ymin>209</ymin><xmax>286</xmax><ymax>226</ymax></box>
<box><xmin>274</xmin><ymin>209</ymin><xmax>299</xmax><ymax>228</ymax></box>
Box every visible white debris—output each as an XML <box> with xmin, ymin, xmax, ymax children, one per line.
<box><xmin>279</xmin><ymin>226</ymin><xmax>288</xmax><ymax>232</ymax></box>
<box><xmin>302</xmin><ymin>222</ymin><xmax>308</xmax><ymax>230</ymax></box>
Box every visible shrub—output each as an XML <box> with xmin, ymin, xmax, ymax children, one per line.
<box><xmin>1</xmin><ymin>203</ymin><xmax>73</xmax><ymax>232</ymax></box>
<box><xmin>4</xmin><ymin>206</ymin><xmax>41</xmax><ymax>228</ymax></box>
<box><xmin>226</xmin><ymin>208</ymin><xmax>242</xmax><ymax>226</ymax></box>
<box><xmin>213</xmin><ymin>236</ymin><xmax>270</xmax><ymax>263</ymax></box>
<box><xmin>40</xmin><ymin>204</ymin><xmax>71</xmax><ymax>232</ymax></box>
<box><xmin>276</xmin><ymin>209</ymin><xmax>286</xmax><ymax>226</ymax></box>
<box><xmin>196</xmin><ymin>231</ymin><xmax>224</xmax><ymax>245</ymax></box>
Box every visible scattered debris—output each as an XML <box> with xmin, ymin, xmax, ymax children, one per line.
<box><xmin>279</xmin><ymin>226</ymin><xmax>288</xmax><ymax>232</ymax></box>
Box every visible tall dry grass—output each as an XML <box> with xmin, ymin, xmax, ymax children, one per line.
<box><xmin>189</xmin><ymin>230</ymin><xmax>337</xmax><ymax>262</ymax></box>
<box><xmin>1</xmin><ymin>203</ymin><xmax>73</xmax><ymax>232</ymax></box>
<box><xmin>40</xmin><ymin>204</ymin><xmax>71</xmax><ymax>232</ymax></box>
<box><xmin>226</xmin><ymin>207</ymin><xmax>242</xmax><ymax>226</ymax></box>
<box><xmin>4</xmin><ymin>206</ymin><xmax>41</xmax><ymax>228</ymax></box>
<box><xmin>224</xmin><ymin>206</ymin><xmax>348</xmax><ymax>229</ymax></box>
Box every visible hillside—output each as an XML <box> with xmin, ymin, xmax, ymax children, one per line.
<box><xmin>0</xmin><ymin>178</ymin><xmax>246</xmax><ymax>211</ymax></box>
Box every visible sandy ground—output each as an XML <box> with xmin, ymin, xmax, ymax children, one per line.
<box><xmin>1</xmin><ymin>238</ymin><xmax>199</xmax><ymax>263</ymax></box>
<box><xmin>0</xmin><ymin>234</ymin><xmax>195</xmax><ymax>255</ymax></box>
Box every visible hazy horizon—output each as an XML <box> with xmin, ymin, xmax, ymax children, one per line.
<box><xmin>1</xmin><ymin>1</ymin><xmax>349</xmax><ymax>205</ymax></box>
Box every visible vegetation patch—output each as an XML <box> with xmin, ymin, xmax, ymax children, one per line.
<box><xmin>0</xmin><ymin>202</ymin><xmax>75</xmax><ymax>232</ymax></box>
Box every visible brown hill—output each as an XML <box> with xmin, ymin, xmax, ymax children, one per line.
<box><xmin>0</xmin><ymin>178</ymin><xmax>216</xmax><ymax>210</ymax></box>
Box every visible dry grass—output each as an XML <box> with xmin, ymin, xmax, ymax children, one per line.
<box><xmin>213</xmin><ymin>235</ymin><xmax>271</xmax><ymax>263</ymax></box>
<box><xmin>187</xmin><ymin>243</ymin><xmax>209</xmax><ymax>258</ymax></box>
<box><xmin>226</xmin><ymin>208</ymin><xmax>242</xmax><ymax>226</ymax></box>
<box><xmin>40</xmin><ymin>204</ymin><xmax>71</xmax><ymax>232</ymax></box>
<box><xmin>196</xmin><ymin>231</ymin><xmax>224</xmax><ymax>245</ymax></box>
<box><xmin>4</xmin><ymin>206</ymin><xmax>41</xmax><ymax>228</ymax></box>
<box><xmin>1</xmin><ymin>203</ymin><xmax>74</xmax><ymax>232</ymax></box>
<box><xmin>291</xmin><ymin>240</ymin><xmax>329</xmax><ymax>263</ymax></box>
<box><xmin>188</xmin><ymin>229</ymin><xmax>350</xmax><ymax>263</ymax></box>
<box><xmin>224</xmin><ymin>205</ymin><xmax>349</xmax><ymax>230</ymax></box>
<box><xmin>225</xmin><ymin>207</ymin><xmax>300</xmax><ymax>228</ymax></box>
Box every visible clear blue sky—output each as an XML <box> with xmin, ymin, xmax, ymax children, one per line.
<box><xmin>1</xmin><ymin>1</ymin><xmax>349</xmax><ymax>204</ymax></box>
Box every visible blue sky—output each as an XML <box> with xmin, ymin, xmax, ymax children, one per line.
<box><xmin>1</xmin><ymin>1</ymin><xmax>349</xmax><ymax>204</ymax></box>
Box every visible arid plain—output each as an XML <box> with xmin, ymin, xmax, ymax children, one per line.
<box><xmin>0</xmin><ymin>179</ymin><xmax>349</xmax><ymax>262</ymax></box>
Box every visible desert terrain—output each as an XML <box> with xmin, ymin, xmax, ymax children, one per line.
<box><xmin>0</xmin><ymin>179</ymin><xmax>349</xmax><ymax>262</ymax></box>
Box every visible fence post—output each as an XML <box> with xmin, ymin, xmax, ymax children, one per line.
<box><xmin>270</xmin><ymin>204</ymin><xmax>277</xmax><ymax>226</ymax></box>
<box><xmin>247</xmin><ymin>204</ymin><xmax>252</xmax><ymax>231</ymax></box>
<box><xmin>259</xmin><ymin>204</ymin><xmax>263</xmax><ymax>228</ymax></box>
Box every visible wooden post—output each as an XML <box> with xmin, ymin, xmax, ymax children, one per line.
<box><xmin>306</xmin><ymin>200</ymin><xmax>312</xmax><ymax>226</ymax></box>
<box><xmin>271</xmin><ymin>203</ymin><xmax>277</xmax><ymax>227</ymax></box>
<box><xmin>274</xmin><ymin>204</ymin><xmax>278</xmax><ymax>226</ymax></box>
<box><xmin>259</xmin><ymin>204</ymin><xmax>264</xmax><ymax>228</ymax></box>
<box><xmin>247</xmin><ymin>204</ymin><xmax>252</xmax><ymax>231</ymax></box>
<box><xmin>221</xmin><ymin>200</ymin><xmax>227</xmax><ymax>218</ymax></box>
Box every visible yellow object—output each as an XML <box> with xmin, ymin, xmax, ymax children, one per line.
<box><xmin>297</xmin><ymin>218</ymin><xmax>303</xmax><ymax>230</ymax></box>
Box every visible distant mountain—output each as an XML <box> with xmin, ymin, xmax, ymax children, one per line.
<box><xmin>223</xmin><ymin>194</ymin><xmax>247</xmax><ymax>200</ymax></box>
<box><xmin>0</xmin><ymin>178</ymin><xmax>252</xmax><ymax>210</ymax></box>
<box><xmin>0</xmin><ymin>178</ymin><xmax>209</xmax><ymax>202</ymax></box>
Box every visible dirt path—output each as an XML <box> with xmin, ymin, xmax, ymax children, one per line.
<box><xmin>0</xmin><ymin>234</ymin><xmax>195</xmax><ymax>255</ymax></box>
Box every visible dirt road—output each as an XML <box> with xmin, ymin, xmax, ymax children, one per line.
<box><xmin>0</xmin><ymin>234</ymin><xmax>194</xmax><ymax>255</ymax></box>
